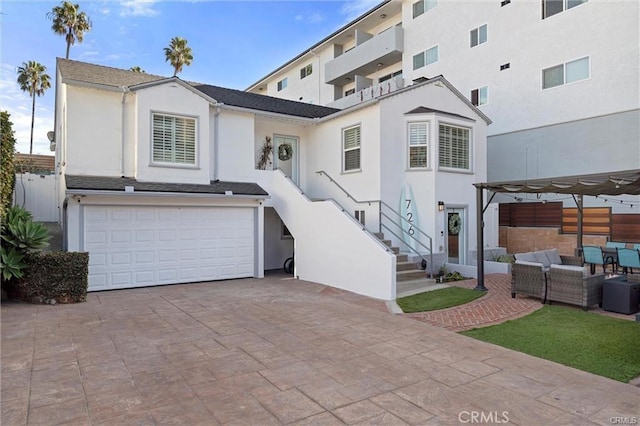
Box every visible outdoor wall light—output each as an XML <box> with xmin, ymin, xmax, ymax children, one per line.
<box><xmin>438</xmin><ymin>201</ymin><xmax>445</xmax><ymax>211</ymax></box>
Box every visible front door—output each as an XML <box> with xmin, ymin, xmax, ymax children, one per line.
<box><xmin>274</xmin><ymin>135</ymin><xmax>299</xmax><ymax>185</ymax></box>
<box><xmin>446</xmin><ymin>208</ymin><xmax>465</xmax><ymax>264</ymax></box>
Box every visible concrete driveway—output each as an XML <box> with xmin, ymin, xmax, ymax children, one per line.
<box><xmin>2</xmin><ymin>273</ymin><xmax>639</xmax><ymax>425</ymax></box>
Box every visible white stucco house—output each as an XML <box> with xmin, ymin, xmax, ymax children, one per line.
<box><xmin>53</xmin><ymin>58</ymin><xmax>490</xmax><ymax>300</ymax></box>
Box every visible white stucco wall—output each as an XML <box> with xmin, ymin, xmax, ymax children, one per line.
<box><xmin>134</xmin><ymin>83</ymin><xmax>212</xmax><ymax>184</ymax></box>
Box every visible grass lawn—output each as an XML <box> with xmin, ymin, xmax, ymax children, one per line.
<box><xmin>397</xmin><ymin>286</ymin><xmax>486</xmax><ymax>313</ymax></box>
<box><xmin>461</xmin><ymin>305</ymin><xmax>640</xmax><ymax>382</ymax></box>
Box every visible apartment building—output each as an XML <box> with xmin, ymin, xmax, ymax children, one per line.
<box><xmin>247</xmin><ymin>0</ymin><xmax>640</xmax><ymax>205</ymax></box>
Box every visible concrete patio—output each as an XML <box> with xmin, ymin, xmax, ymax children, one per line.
<box><xmin>2</xmin><ymin>273</ymin><xmax>639</xmax><ymax>425</ymax></box>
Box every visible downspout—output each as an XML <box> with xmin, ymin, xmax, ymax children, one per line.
<box><xmin>120</xmin><ymin>86</ymin><xmax>129</xmax><ymax>177</ymax></box>
<box><xmin>213</xmin><ymin>105</ymin><xmax>221</xmax><ymax>181</ymax></box>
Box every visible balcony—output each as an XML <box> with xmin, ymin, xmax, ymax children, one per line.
<box><xmin>328</xmin><ymin>76</ymin><xmax>405</xmax><ymax>109</ymax></box>
<box><xmin>325</xmin><ymin>26</ymin><xmax>404</xmax><ymax>86</ymax></box>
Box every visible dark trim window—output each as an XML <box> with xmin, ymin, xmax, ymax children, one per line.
<box><xmin>471</xmin><ymin>86</ymin><xmax>488</xmax><ymax>106</ymax></box>
<box><xmin>152</xmin><ymin>113</ymin><xmax>196</xmax><ymax>165</ymax></box>
<box><xmin>413</xmin><ymin>0</ymin><xmax>438</xmax><ymax>18</ymax></box>
<box><xmin>542</xmin><ymin>57</ymin><xmax>589</xmax><ymax>89</ymax></box>
<box><xmin>470</xmin><ymin>24</ymin><xmax>487</xmax><ymax>47</ymax></box>
<box><xmin>344</xmin><ymin>88</ymin><xmax>355</xmax><ymax>96</ymax></box>
<box><xmin>413</xmin><ymin>46</ymin><xmax>438</xmax><ymax>70</ymax></box>
<box><xmin>343</xmin><ymin>125</ymin><xmax>361</xmax><ymax>172</ymax></box>
<box><xmin>439</xmin><ymin>124</ymin><xmax>470</xmax><ymax>171</ymax></box>
<box><xmin>543</xmin><ymin>0</ymin><xmax>587</xmax><ymax>18</ymax></box>
<box><xmin>300</xmin><ymin>64</ymin><xmax>312</xmax><ymax>79</ymax></box>
<box><xmin>277</xmin><ymin>77</ymin><xmax>288</xmax><ymax>91</ymax></box>
<box><xmin>379</xmin><ymin>70</ymin><xmax>402</xmax><ymax>83</ymax></box>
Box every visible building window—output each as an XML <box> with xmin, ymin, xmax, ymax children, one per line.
<box><xmin>277</xmin><ymin>77</ymin><xmax>288</xmax><ymax>91</ymax></box>
<box><xmin>471</xmin><ymin>86</ymin><xmax>488</xmax><ymax>106</ymax></box>
<box><xmin>344</xmin><ymin>88</ymin><xmax>355</xmax><ymax>96</ymax></box>
<box><xmin>343</xmin><ymin>125</ymin><xmax>361</xmax><ymax>172</ymax></box>
<box><xmin>543</xmin><ymin>0</ymin><xmax>587</xmax><ymax>19</ymax></box>
<box><xmin>413</xmin><ymin>0</ymin><xmax>438</xmax><ymax>18</ymax></box>
<box><xmin>542</xmin><ymin>56</ymin><xmax>589</xmax><ymax>89</ymax></box>
<box><xmin>470</xmin><ymin>24</ymin><xmax>487</xmax><ymax>47</ymax></box>
<box><xmin>379</xmin><ymin>70</ymin><xmax>402</xmax><ymax>83</ymax></box>
<box><xmin>439</xmin><ymin>124</ymin><xmax>470</xmax><ymax>171</ymax></box>
<box><xmin>413</xmin><ymin>46</ymin><xmax>438</xmax><ymax>70</ymax></box>
<box><xmin>152</xmin><ymin>113</ymin><xmax>196</xmax><ymax>165</ymax></box>
<box><xmin>300</xmin><ymin>64</ymin><xmax>312</xmax><ymax>79</ymax></box>
<box><xmin>408</xmin><ymin>122</ymin><xmax>428</xmax><ymax>169</ymax></box>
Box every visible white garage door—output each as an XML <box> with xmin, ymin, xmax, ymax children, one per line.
<box><xmin>83</xmin><ymin>205</ymin><xmax>255</xmax><ymax>291</ymax></box>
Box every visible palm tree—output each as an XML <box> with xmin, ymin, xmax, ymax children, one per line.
<box><xmin>47</xmin><ymin>1</ymin><xmax>92</xmax><ymax>59</ymax></box>
<box><xmin>164</xmin><ymin>37</ymin><xmax>193</xmax><ymax>77</ymax></box>
<box><xmin>129</xmin><ymin>66</ymin><xmax>145</xmax><ymax>73</ymax></box>
<box><xmin>17</xmin><ymin>62</ymin><xmax>51</xmax><ymax>155</ymax></box>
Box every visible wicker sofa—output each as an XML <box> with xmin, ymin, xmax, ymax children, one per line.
<box><xmin>546</xmin><ymin>265</ymin><xmax>604</xmax><ymax>310</ymax></box>
<box><xmin>511</xmin><ymin>249</ymin><xmax>583</xmax><ymax>303</ymax></box>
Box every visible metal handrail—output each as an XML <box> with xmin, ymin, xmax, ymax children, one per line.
<box><xmin>316</xmin><ymin>170</ymin><xmax>434</xmax><ymax>275</ymax></box>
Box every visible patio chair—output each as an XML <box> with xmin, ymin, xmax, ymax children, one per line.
<box><xmin>634</xmin><ymin>243</ymin><xmax>640</xmax><ymax>251</ymax></box>
<box><xmin>582</xmin><ymin>245</ymin><xmax>615</xmax><ymax>275</ymax></box>
<box><xmin>605</xmin><ymin>241</ymin><xmax>627</xmax><ymax>249</ymax></box>
<box><xmin>617</xmin><ymin>247</ymin><xmax>640</xmax><ymax>274</ymax></box>
<box><xmin>511</xmin><ymin>261</ymin><xmax>547</xmax><ymax>303</ymax></box>
<box><xmin>546</xmin><ymin>265</ymin><xmax>604</xmax><ymax>311</ymax></box>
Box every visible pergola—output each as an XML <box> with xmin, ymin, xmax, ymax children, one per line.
<box><xmin>473</xmin><ymin>169</ymin><xmax>640</xmax><ymax>290</ymax></box>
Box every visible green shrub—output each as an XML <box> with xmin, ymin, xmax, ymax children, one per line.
<box><xmin>1</xmin><ymin>205</ymin><xmax>50</xmax><ymax>281</ymax></box>
<box><xmin>0</xmin><ymin>111</ymin><xmax>17</xmax><ymax>221</ymax></box>
<box><xmin>10</xmin><ymin>251</ymin><xmax>89</xmax><ymax>304</ymax></box>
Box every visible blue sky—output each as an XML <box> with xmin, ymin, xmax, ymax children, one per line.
<box><xmin>0</xmin><ymin>0</ymin><xmax>380</xmax><ymax>154</ymax></box>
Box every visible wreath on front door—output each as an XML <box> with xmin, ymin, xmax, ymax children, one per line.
<box><xmin>448</xmin><ymin>214</ymin><xmax>461</xmax><ymax>235</ymax></box>
<box><xmin>278</xmin><ymin>143</ymin><xmax>293</xmax><ymax>161</ymax></box>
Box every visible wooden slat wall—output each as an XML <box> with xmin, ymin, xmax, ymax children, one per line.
<box><xmin>562</xmin><ymin>207</ymin><xmax>611</xmax><ymax>235</ymax></box>
<box><xmin>498</xmin><ymin>202</ymin><xmax>562</xmax><ymax>227</ymax></box>
<box><xmin>611</xmin><ymin>214</ymin><xmax>640</xmax><ymax>243</ymax></box>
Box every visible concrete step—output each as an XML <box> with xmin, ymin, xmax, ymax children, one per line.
<box><xmin>397</xmin><ymin>279</ymin><xmax>447</xmax><ymax>298</ymax></box>
<box><xmin>374</xmin><ymin>232</ymin><xmax>385</xmax><ymax>239</ymax></box>
<box><xmin>396</xmin><ymin>269</ymin><xmax>428</xmax><ymax>281</ymax></box>
<box><xmin>396</xmin><ymin>254</ymin><xmax>408</xmax><ymax>263</ymax></box>
<box><xmin>380</xmin><ymin>239</ymin><xmax>392</xmax><ymax>247</ymax></box>
<box><xmin>396</xmin><ymin>261</ymin><xmax>419</xmax><ymax>272</ymax></box>
<box><xmin>389</xmin><ymin>246</ymin><xmax>400</xmax><ymax>254</ymax></box>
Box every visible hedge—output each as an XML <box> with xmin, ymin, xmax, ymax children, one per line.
<box><xmin>9</xmin><ymin>251</ymin><xmax>89</xmax><ymax>304</ymax></box>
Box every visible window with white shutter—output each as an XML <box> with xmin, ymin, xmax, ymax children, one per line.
<box><xmin>438</xmin><ymin>124</ymin><xmax>470</xmax><ymax>171</ymax></box>
<box><xmin>152</xmin><ymin>114</ymin><xmax>196</xmax><ymax>165</ymax></box>
<box><xmin>408</xmin><ymin>122</ymin><xmax>428</xmax><ymax>169</ymax></box>
<box><xmin>343</xmin><ymin>125</ymin><xmax>361</xmax><ymax>172</ymax></box>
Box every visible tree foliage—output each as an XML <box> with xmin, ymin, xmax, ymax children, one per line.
<box><xmin>17</xmin><ymin>61</ymin><xmax>51</xmax><ymax>154</ymax></box>
<box><xmin>129</xmin><ymin>66</ymin><xmax>146</xmax><ymax>73</ymax></box>
<box><xmin>164</xmin><ymin>36</ymin><xmax>193</xmax><ymax>77</ymax></box>
<box><xmin>0</xmin><ymin>111</ymin><xmax>16</xmax><ymax>221</ymax></box>
<box><xmin>47</xmin><ymin>1</ymin><xmax>92</xmax><ymax>59</ymax></box>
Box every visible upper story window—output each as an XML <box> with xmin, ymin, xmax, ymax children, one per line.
<box><xmin>471</xmin><ymin>86</ymin><xmax>488</xmax><ymax>106</ymax></box>
<box><xmin>300</xmin><ymin>64</ymin><xmax>312</xmax><ymax>79</ymax></box>
<box><xmin>413</xmin><ymin>46</ymin><xmax>438</xmax><ymax>70</ymax></box>
<box><xmin>343</xmin><ymin>125</ymin><xmax>361</xmax><ymax>172</ymax></box>
<box><xmin>413</xmin><ymin>0</ymin><xmax>438</xmax><ymax>18</ymax></box>
<box><xmin>152</xmin><ymin>113</ymin><xmax>196</xmax><ymax>165</ymax></box>
<box><xmin>470</xmin><ymin>24</ymin><xmax>487</xmax><ymax>47</ymax></box>
<box><xmin>379</xmin><ymin>70</ymin><xmax>402</xmax><ymax>83</ymax></box>
<box><xmin>408</xmin><ymin>122</ymin><xmax>429</xmax><ymax>169</ymax></box>
<box><xmin>439</xmin><ymin>124</ymin><xmax>470</xmax><ymax>171</ymax></box>
<box><xmin>542</xmin><ymin>56</ymin><xmax>589</xmax><ymax>89</ymax></box>
<box><xmin>277</xmin><ymin>77</ymin><xmax>288</xmax><ymax>91</ymax></box>
<box><xmin>543</xmin><ymin>0</ymin><xmax>588</xmax><ymax>19</ymax></box>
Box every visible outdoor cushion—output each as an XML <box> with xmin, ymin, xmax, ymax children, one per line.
<box><xmin>514</xmin><ymin>260</ymin><xmax>545</xmax><ymax>270</ymax></box>
<box><xmin>515</xmin><ymin>252</ymin><xmax>537</xmax><ymax>263</ymax></box>
<box><xmin>545</xmin><ymin>248</ymin><xmax>563</xmax><ymax>265</ymax></box>
<box><xmin>550</xmin><ymin>264</ymin><xmax>589</xmax><ymax>278</ymax></box>
<box><xmin>533</xmin><ymin>250</ymin><xmax>552</xmax><ymax>268</ymax></box>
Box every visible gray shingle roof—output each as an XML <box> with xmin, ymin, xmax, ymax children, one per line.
<box><xmin>57</xmin><ymin>58</ymin><xmax>340</xmax><ymax>119</ymax></box>
<box><xmin>66</xmin><ymin>175</ymin><xmax>268</xmax><ymax>197</ymax></box>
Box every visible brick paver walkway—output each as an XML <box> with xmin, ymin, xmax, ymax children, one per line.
<box><xmin>403</xmin><ymin>274</ymin><xmax>637</xmax><ymax>332</ymax></box>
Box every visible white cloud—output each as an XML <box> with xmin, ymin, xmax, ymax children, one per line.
<box><xmin>0</xmin><ymin>64</ymin><xmax>55</xmax><ymax>155</ymax></box>
<box><xmin>295</xmin><ymin>12</ymin><xmax>324</xmax><ymax>24</ymax></box>
<box><xmin>119</xmin><ymin>0</ymin><xmax>160</xmax><ymax>17</ymax></box>
<box><xmin>340</xmin><ymin>0</ymin><xmax>381</xmax><ymax>21</ymax></box>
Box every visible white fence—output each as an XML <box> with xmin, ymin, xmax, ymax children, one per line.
<box><xmin>13</xmin><ymin>173</ymin><xmax>58</xmax><ymax>222</ymax></box>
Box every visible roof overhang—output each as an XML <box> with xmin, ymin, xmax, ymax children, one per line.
<box><xmin>474</xmin><ymin>169</ymin><xmax>640</xmax><ymax>196</ymax></box>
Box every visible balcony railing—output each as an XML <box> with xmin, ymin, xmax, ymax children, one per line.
<box><xmin>328</xmin><ymin>76</ymin><xmax>405</xmax><ymax>109</ymax></box>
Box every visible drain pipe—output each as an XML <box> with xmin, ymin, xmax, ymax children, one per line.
<box><xmin>120</xmin><ymin>86</ymin><xmax>129</xmax><ymax>176</ymax></box>
<box><xmin>213</xmin><ymin>105</ymin><xmax>221</xmax><ymax>181</ymax></box>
